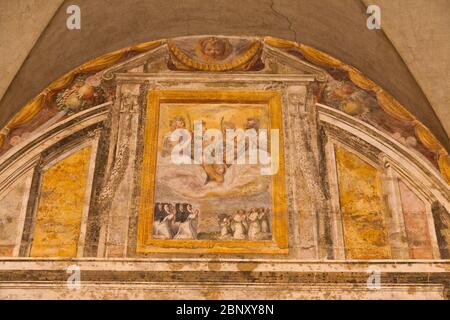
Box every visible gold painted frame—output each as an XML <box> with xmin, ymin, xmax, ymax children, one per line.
<box><xmin>137</xmin><ymin>89</ymin><xmax>288</xmax><ymax>254</ymax></box>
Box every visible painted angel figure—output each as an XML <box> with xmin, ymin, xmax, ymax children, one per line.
<box><xmin>161</xmin><ymin>116</ymin><xmax>189</xmax><ymax>158</ymax></box>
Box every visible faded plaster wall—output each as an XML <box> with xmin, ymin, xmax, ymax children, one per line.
<box><xmin>362</xmin><ymin>0</ymin><xmax>450</xmax><ymax>137</ymax></box>
<box><xmin>0</xmin><ymin>0</ymin><xmax>63</xmax><ymax>100</ymax></box>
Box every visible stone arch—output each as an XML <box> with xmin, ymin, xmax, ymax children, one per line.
<box><xmin>0</xmin><ymin>35</ymin><xmax>449</xmax><ymax>299</ymax></box>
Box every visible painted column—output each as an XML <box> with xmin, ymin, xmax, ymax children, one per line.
<box><xmin>102</xmin><ymin>83</ymin><xmax>141</xmax><ymax>258</ymax></box>
<box><xmin>283</xmin><ymin>84</ymin><xmax>330</xmax><ymax>259</ymax></box>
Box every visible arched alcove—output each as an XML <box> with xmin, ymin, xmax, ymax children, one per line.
<box><xmin>0</xmin><ymin>36</ymin><xmax>449</xmax><ymax>299</ymax></box>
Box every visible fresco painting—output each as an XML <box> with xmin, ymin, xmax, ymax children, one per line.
<box><xmin>153</xmin><ymin>103</ymin><xmax>272</xmax><ymax>241</ymax></box>
<box><xmin>0</xmin><ymin>35</ymin><xmax>448</xmax><ymax>299</ymax></box>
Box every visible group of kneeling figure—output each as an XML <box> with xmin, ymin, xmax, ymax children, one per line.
<box><xmin>153</xmin><ymin>203</ymin><xmax>199</xmax><ymax>239</ymax></box>
<box><xmin>217</xmin><ymin>207</ymin><xmax>271</xmax><ymax>240</ymax></box>
<box><xmin>153</xmin><ymin>202</ymin><xmax>271</xmax><ymax>241</ymax></box>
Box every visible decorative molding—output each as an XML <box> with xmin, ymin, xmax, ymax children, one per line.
<box><xmin>0</xmin><ymin>41</ymin><xmax>163</xmax><ymax>150</ymax></box>
<box><xmin>262</xmin><ymin>44</ymin><xmax>328</xmax><ymax>81</ymax></box>
<box><xmin>0</xmin><ymin>103</ymin><xmax>110</xmax><ymax>194</ymax></box>
<box><xmin>0</xmin><ymin>259</ymin><xmax>448</xmax><ymax>298</ymax></box>
<box><xmin>102</xmin><ymin>44</ymin><xmax>168</xmax><ymax>80</ymax></box>
<box><xmin>168</xmin><ymin>38</ymin><xmax>262</xmax><ymax>71</ymax></box>
<box><xmin>317</xmin><ymin>103</ymin><xmax>450</xmax><ymax>205</ymax></box>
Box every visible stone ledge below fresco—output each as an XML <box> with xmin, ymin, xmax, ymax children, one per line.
<box><xmin>0</xmin><ymin>259</ymin><xmax>449</xmax><ymax>299</ymax></box>
<box><xmin>0</xmin><ymin>283</ymin><xmax>445</xmax><ymax>300</ymax></box>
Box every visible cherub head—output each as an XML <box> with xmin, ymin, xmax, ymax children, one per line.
<box><xmin>197</xmin><ymin>37</ymin><xmax>232</xmax><ymax>61</ymax></box>
<box><xmin>331</xmin><ymin>82</ymin><xmax>355</xmax><ymax>99</ymax></box>
<box><xmin>170</xmin><ymin>116</ymin><xmax>186</xmax><ymax>130</ymax></box>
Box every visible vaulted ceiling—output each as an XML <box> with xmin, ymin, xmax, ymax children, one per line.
<box><xmin>0</xmin><ymin>0</ymin><xmax>449</xmax><ymax>149</ymax></box>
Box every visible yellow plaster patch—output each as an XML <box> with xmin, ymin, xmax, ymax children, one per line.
<box><xmin>30</xmin><ymin>146</ymin><xmax>92</xmax><ymax>257</ymax></box>
<box><xmin>335</xmin><ymin>145</ymin><xmax>391</xmax><ymax>259</ymax></box>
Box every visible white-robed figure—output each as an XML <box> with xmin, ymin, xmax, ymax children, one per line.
<box><xmin>247</xmin><ymin>207</ymin><xmax>263</xmax><ymax>240</ymax></box>
<box><xmin>236</xmin><ymin>209</ymin><xmax>248</xmax><ymax>233</ymax></box>
<box><xmin>174</xmin><ymin>204</ymin><xmax>199</xmax><ymax>239</ymax></box>
<box><xmin>231</xmin><ymin>211</ymin><xmax>247</xmax><ymax>240</ymax></box>
<box><xmin>153</xmin><ymin>203</ymin><xmax>175</xmax><ymax>239</ymax></box>
<box><xmin>260</xmin><ymin>208</ymin><xmax>270</xmax><ymax>234</ymax></box>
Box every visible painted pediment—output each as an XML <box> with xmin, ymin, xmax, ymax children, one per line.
<box><xmin>102</xmin><ymin>36</ymin><xmax>328</xmax><ymax>81</ymax></box>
